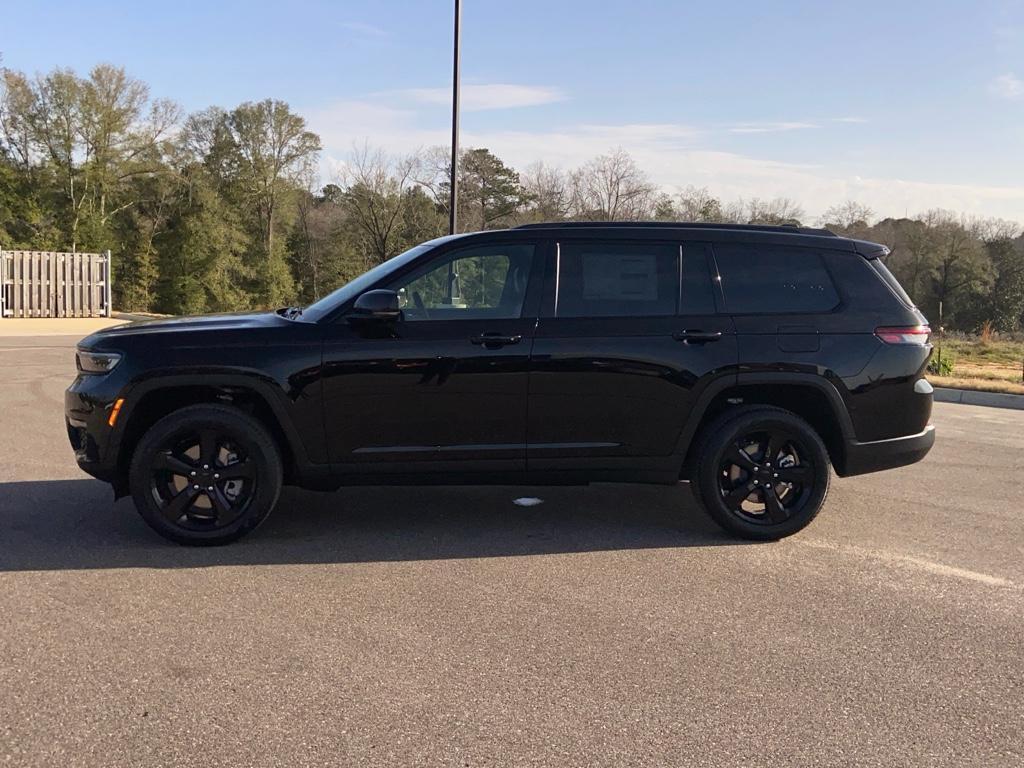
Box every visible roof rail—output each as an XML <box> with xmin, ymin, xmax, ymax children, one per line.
<box><xmin>512</xmin><ymin>221</ymin><xmax>837</xmax><ymax>237</ymax></box>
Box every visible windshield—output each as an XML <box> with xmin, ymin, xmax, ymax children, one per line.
<box><xmin>301</xmin><ymin>244</ymin><xmax>434</xmax><ymax>322</ymax></box>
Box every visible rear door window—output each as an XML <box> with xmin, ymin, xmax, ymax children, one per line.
<box><xmin>714</xmin><ymin>243</ymin><xmax>839</xmax><ymax>314</ymax></box>
<box><xmin>556</xmin><ymin>241</ymin><xmax>678</xmax><ymax>317</ymax></box>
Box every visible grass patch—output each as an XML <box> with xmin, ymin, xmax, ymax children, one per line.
<box><xmin>928</xmin><ymin>334</ymin><xmax>1024</xmax><ymax>394</ymax></box>
<box><xmin>930</xmin><ymin>376</ymin><xmax>1024</xmax><ymax>396</ymax></box>
<box><xmin>952</xmin><ymin>362</ymin><xmax>1023</xmax><ymax>383</ymax></box>
<box><xmin>939</xmin><ymin>337</ymin><xmax>1024</xmax><ymax>367</ymax></box>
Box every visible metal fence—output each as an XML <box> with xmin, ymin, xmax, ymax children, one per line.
<box><xmin>0</xmin><ymin>249</ymin><xmax>112</xmax><ymax>318</ymax></box>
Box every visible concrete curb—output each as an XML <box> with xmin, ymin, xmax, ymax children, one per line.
<box><xmin>934</xmin><ymin>387</ymin><xmax>1024</xmax><ymax>411</ymax></box>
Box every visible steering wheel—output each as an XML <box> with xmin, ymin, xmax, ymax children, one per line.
<box><xmin>413</xmin><ymin>290</ymin><xmax>430</xmax><ymax>320</ymax></box>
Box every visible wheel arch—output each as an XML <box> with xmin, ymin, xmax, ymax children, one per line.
<box><xmin>111</xmin><ymin>374</ymin><xmax>310</xmax><ymax>495</ymax></box>
<box><xmin>677</xmin><ymin>373</ymin><xmax>855</xmax><ymax>477</ymax></box>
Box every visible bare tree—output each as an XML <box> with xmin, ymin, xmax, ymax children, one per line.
<box><xmin>520</xmin><ymin>161</ymin><xmax>570</xmax><ymax>222</ymax></box>
<box><xmin>744</xmin><ymin>197</ymin><xmax>805</xmax><ymax>226</ymax></box>
<box><xmin>720</xmin><ymin>199</ymin><xmax>747</xmax><ymax>224</ymax></box>
<box><xmin>673</xmin><ymin>186</ymin><xmax>725</xmax><ymax>222</ymax></box>
<box><xmin>413</xmin><ymin>145</ymin><xmax>451</xmax><ymax>219</ymax></box>
<box><xmin>872</xmin><ymin>216</ymin><xmax>934</xmax><ymax>302</ymax></box>
<box><xmin>340</xmin><ymin>143</ymin><xmax>421</xmax><ymax>264</ymax></box>
<box><xmin>292</xmin><ymin>173</ymin><xmax>338</xmax><ymax>301</ymax></box>
<box><xmin>972</xmin><ymin>217</ymin><xmax>1020</xmax><ymax>244</ymax></box>
<box><xmin>179</xmin><ymin>106</ymin><xmax>229</xmax><ymax>163</ymax></box>
<box><xmin>571</xmin><ymin>148</ymin><xmax>657</xmax><ymax>220</ymax></box>
<box><xmin>819</xmin><ymin>200</ymin><xmax>874</xmax><ymax>235</ymax></box>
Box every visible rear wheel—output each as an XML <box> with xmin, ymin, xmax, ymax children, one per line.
<box><xmin>128</xmin><ymin>404</ymin><xmax>282</xmax><ymax>545</ymax></box>
<box><xmin>691</xmin><ymin>406</ymin><xmax>830</xmax><ymax>540</ymax></box>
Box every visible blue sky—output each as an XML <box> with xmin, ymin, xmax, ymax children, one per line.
<box><xmin>4</xmin><ymin>0</ymin><xmax>1023</xmax><ymax>220</ymax></box>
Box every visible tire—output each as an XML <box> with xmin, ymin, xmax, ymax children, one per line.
<box><xmin>690</xmin><ymin>406</ymin><xmax>830</xmax><ymax>541</ymax></box>
<box><xmin>128</xmin><ymin>404</ymin><xmax>283</xmax><ymax>546</ymax></box>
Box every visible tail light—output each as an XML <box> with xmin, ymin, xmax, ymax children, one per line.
<box><xmin>875</xmin><ymin>325</ymin><xmax>931</xmax><ymax>345</ymax></box>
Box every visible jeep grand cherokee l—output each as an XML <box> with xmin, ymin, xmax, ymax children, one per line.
<box><xmin>67</xmin><ymin>222</ymin><xmax>935</xmax><ymax>545</ymax></box>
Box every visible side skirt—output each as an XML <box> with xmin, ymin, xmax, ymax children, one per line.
<box><xmin>290</xmin><ymin>467</ymin><xmax>679</xmax><ymax>490</ymax></box>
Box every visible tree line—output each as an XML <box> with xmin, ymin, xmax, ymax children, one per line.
<box><xmin>2</xmin><ymin>63</ymin><xmax>1022</xmax><ymax>331</ymax></box>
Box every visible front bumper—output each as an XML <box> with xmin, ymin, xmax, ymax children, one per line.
<box><xmin>65</xmin><ymin>377</ymin><xmax>123</xmax><ymax>483</ymax></box>
<box><xmin>837</xmin><ymin>424</ymin><xmax>935</xmax><ymax>477</ymax></box>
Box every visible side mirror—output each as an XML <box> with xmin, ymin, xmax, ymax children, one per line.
<box><xmin>349</xmin><ymin>289</ymin><xmax>401</xmax><ymax>323</ymax></box>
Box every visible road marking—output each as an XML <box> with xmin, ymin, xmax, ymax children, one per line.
<box><xmin>796</xmin><ymin>539</ymin><xmax>1017</xmax><ymax>588</ymax></box>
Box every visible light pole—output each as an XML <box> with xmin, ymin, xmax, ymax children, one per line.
<box><xmin>449</xmin><ymin>0</ymin><xmax>461</xmax><ymax>235</ymax></box>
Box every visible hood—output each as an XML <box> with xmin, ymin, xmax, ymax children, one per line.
<box><xmin>80</xmin><ymin>310</ymin><xmax>287</xmax><ymax>347</ymax></box>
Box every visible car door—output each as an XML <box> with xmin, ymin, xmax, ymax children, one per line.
<box><xmin>527</xmin><ymin>238</ymin><xmax>737</xmax><ymax>475</ymax></box>
<box><xmin>320</xmin><ymin>239</ymin><xmax>544</xmax><ymax>474</ymax></box>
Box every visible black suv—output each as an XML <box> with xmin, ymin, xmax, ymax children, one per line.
<box><xmin>67</xmin><ymin>222</ymin><xmax>935</xmax><ymax>545</ymax></box>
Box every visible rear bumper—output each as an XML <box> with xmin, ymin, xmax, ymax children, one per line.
<box><xmin>837</xmin><ymin>424</ymin><xmax>935</xmax><ymax>477</ymax></box>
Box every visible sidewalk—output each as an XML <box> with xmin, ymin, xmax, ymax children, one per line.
<box><xmin>0</xmin><ymin>315</ymin><xmax>132</xmax><ymax>336</ymax></box>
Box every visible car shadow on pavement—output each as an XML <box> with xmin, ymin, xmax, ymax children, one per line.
<box><xmin>0</xmin><ymin>478</ymin><xmax>748</xmax><ymax>571</ymax></box>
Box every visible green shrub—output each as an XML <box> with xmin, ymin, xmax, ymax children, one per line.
<box><xmin>927</xmin><ymin>352</ymin><xmax>955</xmax><ymax>376</ymax></box>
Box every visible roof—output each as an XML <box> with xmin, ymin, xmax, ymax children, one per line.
<box><xmin>513</xmin><ymin>221</ymin><xmax>838</xmax><ymax>237</ymax></box>
<box><xmin>442</xmin><ymin>221</ymin><xmax>883</xmax><ymax>255</ymax></box>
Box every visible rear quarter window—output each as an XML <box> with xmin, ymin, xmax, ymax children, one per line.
<box><xmin>714</xmin><ymin>243</ymin><xmax>839</xmax><ymax>314</ymax></box>
<box><xmin>869</xmin><ymin>258</ymin><xmax>916</xmax><ymax>307</ymax></box>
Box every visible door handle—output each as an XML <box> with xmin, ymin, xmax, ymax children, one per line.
<box><xmin>470</xmin><ymin>333</ymin><xmax>523</xmax><ymax>348</ymax></box>
<box><xmin>673</xmin><ymin>330</ymin><xmax>723</xmax><ymax>344</ymax></box>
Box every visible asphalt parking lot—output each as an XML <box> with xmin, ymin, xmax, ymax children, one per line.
<box><xmin>1</xmin><ymin>335</ymin><xmax>1022</xmax><ymax>767</ymax></box>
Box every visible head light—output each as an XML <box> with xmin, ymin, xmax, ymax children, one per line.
<box><xmin>76</xmin><ymin>350</ymin><xmax>122</xmax><ymax>374</ymax></box>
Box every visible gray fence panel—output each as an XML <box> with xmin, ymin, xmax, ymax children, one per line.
<box><xmin>0</xmin><ymin>250</ymin><xmax>111</xmax><ymax>318</ymax></box>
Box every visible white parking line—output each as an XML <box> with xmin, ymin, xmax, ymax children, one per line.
<box><xmin>796</xmin><ymin>538</ymin><xmax>1017</xmax><ymax>588</ymax></box>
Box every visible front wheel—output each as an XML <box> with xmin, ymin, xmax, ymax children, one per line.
<box><xmin>128</xmin><ymin>404</ymin><xmax>283</xmax><ymax>545</ymax></box>
<box><xmin>691</xmin><ymin>406</ymin><xmax>831</xmax><ymax>540</ymax></box>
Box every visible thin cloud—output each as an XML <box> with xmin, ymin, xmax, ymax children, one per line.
<box><xmin>307</xmin><ymin>99</ymin><xmax>1024</xmax><ymax>221</ymax></box>
<box><xmin>341</xmin><ymin>21</ymin><xmax>387</xmax><ymax>38</ymax></box>
<box><xmin>402</xmin><ymin>84</ymin><xmax>566</xmax><ymax>111</ymax></box>
<box><xmin>727</xmin><ymin>121</ymin><xmax>818</xmax><ymax>134</ymax></box>
<box><xmin>990</xmin><ymin>73</ymin><xmax>1024</xmax><ymax>101</ymax></box>
<box><xmin>831</xmin><ymin>116</ymin><xmax>868</xmax><ymax>124</ymax></box>
<box><xmin>576</xmin><ymin>123</ymin><xmax>699</xmax><ymax>144</ymax></box>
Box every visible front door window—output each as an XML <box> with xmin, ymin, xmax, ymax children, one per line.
<box><xmin>389</xmin><ymin>244</ymin><xmax>535</xmax><ymax>321</ymax></box>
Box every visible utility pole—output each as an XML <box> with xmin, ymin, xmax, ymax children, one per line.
<box><xmin>449</xmin><ymin>0</ymin><xmax>461</xmax><ymax>235</ymax></box>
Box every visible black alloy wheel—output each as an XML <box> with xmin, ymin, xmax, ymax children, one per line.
<box><xmin>692</xmin><ymin>406</ymin><xmax>830</xmax><ymax>540</ymax></box>
<box><xmin>149</xmin><ymin>429</ymin><xmax>257</xmax><ymax>530</ymax></box>
<box><xmin>129</xmin><ymin>404</ymin><xmax>282</xmax><ymax>545</ymax></box>
<box><xmin>717</xmin><ymin>428</ymin><xmax>816</xmax><ymax>525</ymax></box>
